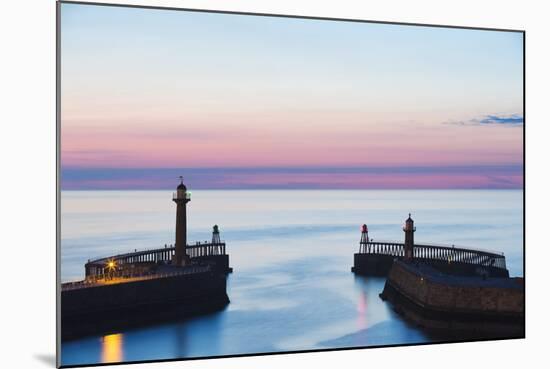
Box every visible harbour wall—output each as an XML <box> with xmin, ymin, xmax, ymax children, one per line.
<box><xmin>380</xmin><ymin>261</ymin><xmax>524</xmax><ymax>337</ymax></box>
<box><xmin>62</xmin><ymin>270</ymin><xmax>229</xmax><ymax>340</ymax></box>
<box><xmin>353</xmin><ymin>253</ymin><xmax>509</xmax><ymax>278</ymax></box>
<box><xmin>194</xmin><ymin>254</ymin><xmax>232</xmax><ymax>274</ymax></box>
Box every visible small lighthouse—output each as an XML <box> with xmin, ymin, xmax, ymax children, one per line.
<box><xmin>212</xmin><ymin>225</ymin><xmax>221</xmax><ymax>255</ymax></box>
<box><xmin>403</xmin><ymin>213</ymin><xmax>416</xmax><ymax>260</ymax></box>
<box><xmin>212</xmin><ymin>225</ymin><xmax>221</xmax><ymax>244</ymax></box>
<box><xmin>173</xmin><ymin>176</ymin><xmax>191</xmax><ymax>266</ymax></box>
<box><xmin>359</xmin><ymin>224</ymin><xmax>369</xmax><ymax>253</ymax></box>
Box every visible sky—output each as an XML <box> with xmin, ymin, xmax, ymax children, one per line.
<box><xmin>60</xmin><ymin>3</ymin><xmax>524</xmax><ymax>190</ymax></box>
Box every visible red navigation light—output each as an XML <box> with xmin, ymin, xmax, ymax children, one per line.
<box><xmin>361</xmin><ymin>224</ymin><xmax>368</xmax><ymax>233</ymax></box>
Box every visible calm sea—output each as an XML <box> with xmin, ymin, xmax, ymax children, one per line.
<box><xmin>60</xmin><ymin>190</ymin><xmax>523</xmax><ymax>366</ymax></box>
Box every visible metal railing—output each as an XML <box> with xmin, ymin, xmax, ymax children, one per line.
<box><xmin>62</xmin><ymin>265</ymin><xmax>211</xmax><ymax>291</ymax></box>
<box><xmin>84</xmin><ymin>241</ymin><xmax>226</xmax><ymax>277</ymax></box>
<box><xmin>172</xmin><ymin>192</ymin><xmax>191</xmax><ymax>200</ymax></box>
<box><xmin>357</xmin><ymin>240</ymin><xmax>507</xmax><ymax>270</ymax></box>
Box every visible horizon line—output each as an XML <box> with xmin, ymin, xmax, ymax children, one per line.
<box><xmin>61</xmin><ymin>164</ymin><xmax>523</xmax><ymax>190</ymax></box>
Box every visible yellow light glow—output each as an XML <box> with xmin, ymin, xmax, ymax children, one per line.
<box><xmin>107</xmin><ymin>260</ymin><xmax>116</xmax><ymax>270</ymax></box>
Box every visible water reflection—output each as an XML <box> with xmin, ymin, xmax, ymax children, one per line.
<box><xmin>101</xmin><ymin>333</ymin><xmax>124</xmax><ymax>363</ymax></box>
<box><xmin>357</xmin><ymin>291</ymin><xmax>368</xmax><ymax>331</ymax></box>
<box><xmin>172</xmin><ymin>311</ymin><xmax>225</xmax><ymax>358</ymax></box>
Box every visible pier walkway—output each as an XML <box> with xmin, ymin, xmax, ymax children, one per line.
<box><xmin>62</xmin><ymin>265</ymin><xmax>211</xmax><ymax>291</ymax></box>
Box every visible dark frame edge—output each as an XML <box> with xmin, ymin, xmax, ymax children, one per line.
<box><xmin>56</xmin><ymin>0</ymin><xmax>62</xmax><ymax>367</ymax></box>
<box><xmin>522</xmin><ymin>29</ymin><xmax>526</xmax><ymax>339</ymax></box>
<box><xmin>59</xmin><ymin>335</ymin><xmax>525</xmax><ymax>369</ymax></box>
<box><xmin>58</xmin><ymin>0</ymin><xmax>525</xmax><ymax>34</ymax></box>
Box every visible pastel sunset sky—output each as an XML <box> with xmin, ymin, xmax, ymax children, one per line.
<box><xmin>60</xmin><ymin>3</ymin><xmax>523</xmax><ymax>189</ymax></box>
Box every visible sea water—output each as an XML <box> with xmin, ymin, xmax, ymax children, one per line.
<box><xmin>60</xmin><ymin>190</ymin><xmax>523</xmax><ymax>366</ymax></box>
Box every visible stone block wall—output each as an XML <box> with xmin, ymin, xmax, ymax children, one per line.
<box><xmin>386</xmin><ymin>262</ymin><xmax>524</xmax><ymax>315</ymax></box>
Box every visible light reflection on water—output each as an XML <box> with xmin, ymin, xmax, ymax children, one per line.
<box><xmin>101</xmin><ymin>333</ymin><xmax>124</xmax><ymax>363</ymax></box>
<box><xmin>60</xmin><ymin>190</ymin><xmax>523</xmax><ymax>366</ymax></box>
